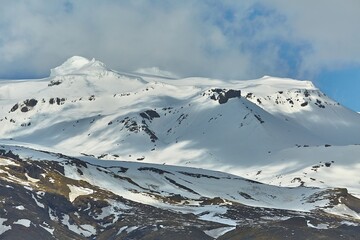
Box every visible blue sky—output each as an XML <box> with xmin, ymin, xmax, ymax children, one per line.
<box><xmin>315</xmin><ymin>67</ymin><xmax>360</xmax><ymax>111</ymax></box>
<box><xmin>0</xmin><ymin>0</ymin><xmax>359</xmax><ymax>111</ymax></box>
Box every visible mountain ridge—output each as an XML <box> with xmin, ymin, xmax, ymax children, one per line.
<box><xmin>1</xmin><ymin>56</ymin><xmax>359</xmax><ymax>193</ymax></box>
<box><xmin>0</xmin><ymin>56</ymin><xmax>359</xmax><ymax>239</ymax></box>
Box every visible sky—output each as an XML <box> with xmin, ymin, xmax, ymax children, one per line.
<box><xmin>0</xmin><ymin>0</ymin><xmax>359</xmax><ymax>111</ymax></box>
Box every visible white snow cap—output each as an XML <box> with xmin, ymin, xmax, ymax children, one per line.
<box><xmin>50</xmin><ymin>56</ymin><xmax>107</xmax><ymax>76</ymax></box>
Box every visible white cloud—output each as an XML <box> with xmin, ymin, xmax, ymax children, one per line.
<box><xmin>268</xmin><ymin>0</ymin><xmax>360</xmax><ymax>76</ymax></box>
<box><xmin>0</xmin><ymin>0</ymin><xmax>358</xmax><ymax>80</ymax></box>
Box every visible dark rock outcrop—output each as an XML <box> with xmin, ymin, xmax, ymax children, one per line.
<box><xmin>210</xmin><ymin>89</ymin><xmax>241</xmax><ymax>104</ymax></box>
<box><xmin>140</xmin><ymin>110</ymin><xmax>160</xmax><ymax>121</ymax></box>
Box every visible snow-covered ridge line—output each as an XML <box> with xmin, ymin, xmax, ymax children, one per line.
<box><xmin>0</xmin><ymin>144</ymin><xmax>358</xmax><ymax>217</ymax></box>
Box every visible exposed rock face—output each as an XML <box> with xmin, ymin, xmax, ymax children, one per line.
<box><xmin>210</xmin><ymin>89</ymin><xmax>241</xmax><ymax>104</ymax></box>
<box><xmin>48</xmin><ymin>78</ymin><xmax>63</xmax><ymax>86</ymax></box>
<box><xmin>10</xmin><ymin>99</ymin><xmax>38</xmax><ymax>113</ymax></box>
<box><xmin>139</xmin><ymin>110</ymin><xmax>160</xmax><ymax>121</ymax></box>
<box><xmin>24</xmin><ymin>99</ymin><xmax>38</xmax><ymax>107</ymax></box>
<box><xmin>49</xmin><ymin>97</ymin><xmax>66</xmax><ymax>105</ymax></box>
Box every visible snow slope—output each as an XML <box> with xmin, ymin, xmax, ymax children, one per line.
<box><xmin>0</xmin><ymin>56</ymin><xmax>359</xmax><ymax>198</ymax></box>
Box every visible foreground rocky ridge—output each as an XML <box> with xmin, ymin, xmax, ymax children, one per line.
<box><xmin>0</xmin><ymin>146</ymin><xmax>359</xmax><ymax>239</ymax></box>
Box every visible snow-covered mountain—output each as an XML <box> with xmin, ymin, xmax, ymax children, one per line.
<box><xmin>0</xmin><ymin>56</ymin><xmax>359</xmax><ymax>239</ymax></box>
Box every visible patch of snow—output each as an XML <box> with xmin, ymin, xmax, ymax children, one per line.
<box><xmin>24</xmin><ymin>186</ymin><xmax>33</xmax><ymax>191</ymax></box>
<box><xmin>125</xmin><ymin>226</ymin><xmax>138</xmax><ymax>233</ymax></box>
<box><xmin>40</xmin><ymin>225</ymin><xmax>54</xmax><ymax>235</ymax></box>
<box><xmin>95</xmin><ymin>200</ymin><xmax>131</xmax><ymax>224</ymax></box>
<box><xmin>67</xmin><ymin>185</ymin><xmax>94</xmax><ymax>202</ymax></box>
<box><xmin>25</xmin><ymin>173</ymin><xmax>40</xmax><ymax>183</ymax></box>
<box><xmin>261</xmin><ymin>216</ymin><xmax>291</xmax><ymax>221</ymax></box>
<box><xmin>63</xmin><ymin>165</ymin><xmax>83</xmax><ymax>181</ymax></box>
<box><xmin>306</xmin><ymin>220</ymin><xmax>329</xmax><ymax>229</ymax></box>
<box><xmin>204</xmin><ymin>226</ymin><xmax>236</xmax><ymax>239</ymax></box>
<box><xmin>32</xmin><ymin>194</ymin><xmax>45</xmax><ymax>208</ymax></box>
<box><xmin>14</xmin><ymin>205</ymin><xmax>25</xmax><ymax>210</ymax></box>
<box><xmin>14</xmin><ymin>219</ymin><xmax>31</xmax><ymax>227</ymax></box>
<box><xmin>0</xmin><ymin>218</ymin><xmax>11</xmax><ymax>235</ymax></box>
<box><xmin>48</xmin><ymin>208</ymin><xmax>58</xmax><ymax>221</ymax></box>
<box><xmin>0</xmin><ymin>157</ymin><xmax>18</xmax><ymax>166</ymax></box>
<box><xmin>325</xmin><ymin>204</ymin><xmax>360</xmax><ymax>219</ymax></box>
<box><xmin>107</xmin><ymin>199</ymin><xmax>131</xmax><ymax>211</ymax></box>
<box><xmin>95</xmin><ymin>206</ymin><xmax>113</xmax><ymax>220</ymax></box>
<box><xmin>37</xmin><ymin>191</ymin><xmax>45</xmax><ymax>196</ymax></box>
<box><xmin>80</xmin><ymin>224</ymin><xmax>96</xmax><ymax>236</ymax></box>
<box><xmin>196</xmin><ymin>205</ymin><xmax>237</xmax><ymax>226</ymax></box>
<box><xmin>117</xmin><ymin>226</ymin><xmax>127</xmax><ymax>235</ymax></box>
<box><xmin>61</xmin><ymin>214</ymin><xmax>96</xmax><ymax>237</ymax></box>
<box><xmin>340</xmin><ymin>221</ymin><xmax>359</xmax><ymax>226</ymax></box>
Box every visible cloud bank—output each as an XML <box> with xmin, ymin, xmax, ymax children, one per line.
<box><xmin>0</xmin><ymin>0</ymin><xmax>359</xmax><ymax>80</ymax></box>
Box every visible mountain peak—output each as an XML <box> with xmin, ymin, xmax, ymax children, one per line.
<box><xmin>50</xmin><ymin>56</ymin><xmax>107</xmax><ymax>76</ymax></box>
